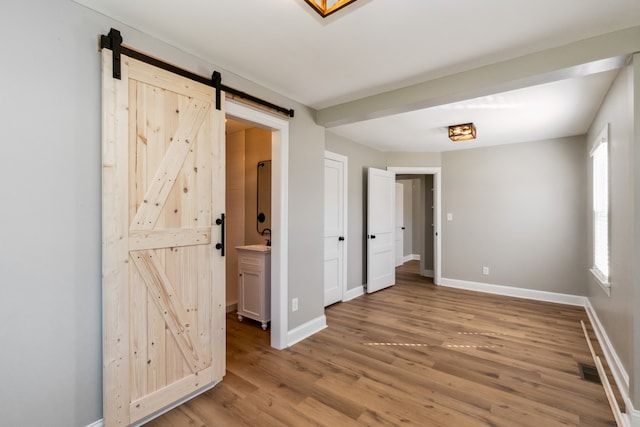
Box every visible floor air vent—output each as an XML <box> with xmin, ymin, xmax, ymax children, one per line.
<box><xmin>578</xmin><ymin>362</ymin><xmax>601</xmax><ymax>384</ymax></box>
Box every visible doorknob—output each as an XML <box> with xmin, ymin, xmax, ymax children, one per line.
<box><xmin>338</xmin><ymin>236</ymin><xmax>345</xmax><ymax>241</ymax></box>
<box><xmin>369</xmin><ymin>235</ymin><xmax>376</xmax><ymax>239</ymax></box>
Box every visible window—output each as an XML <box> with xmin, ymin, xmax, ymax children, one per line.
<box><xmin>590</xmin><ymin>124</ymin><xmax>609</xmax><ymax>292</ymax></box>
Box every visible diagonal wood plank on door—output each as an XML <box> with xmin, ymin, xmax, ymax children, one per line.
<box><xmin>130</xmin><ymin>249</ymin><xmax>209</xmax><ymax>373</ymax></box>
<box><xmin>131</xmin><ymin>99</ymin><xmax>211</xmax><ymax>230</ymax></box>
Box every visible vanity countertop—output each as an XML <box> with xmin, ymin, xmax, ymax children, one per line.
<box><xmin>236</xmin><ymin>245</ymin><xmax>271</xmax><ymax>252</ymax></box>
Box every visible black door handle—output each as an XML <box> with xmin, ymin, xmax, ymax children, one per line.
<box><xmin>369</xmin><ymin>235</ymin><xmax>376</xmax><ymax>239</ymax></box>
<box><xmin>401</xmin><ymin>227</ymin><xmax>405</xmax><ymax>230</ymax></box>
<box><xmin>338</xmin><ymin>236</ymin><xmax>345</xmax><ymax>241</ymax></box>
<box><xmin>215</xmin><ymin>213</ymin><xmax>225</xmax><ymax>256</ymax></box>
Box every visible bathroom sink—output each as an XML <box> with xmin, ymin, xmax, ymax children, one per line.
<box><xmin>236</xmin><ymin>244</ymin><xmax>271</xmax><ymax>252</ymax></box>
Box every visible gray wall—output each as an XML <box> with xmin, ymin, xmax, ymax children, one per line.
<box><xmin>244</xmin><ymin>128</ymin><xmax>272</xmax><ymax>246</ymax></box>
<box><xmin>386</xmin><ymin>151</ymin><xmax>441</xmax><ymax>167</ymax></box>
<box><xmin>0</xmin><ymin>1</ymin><xmax>325</xmax><ymax>425</ymax></box>
<box><xmin>411</xmin><ymin>178</ymin><xmax>421</xmax><ymax>255</ymax></box>
<box><xmin>325</xmin><ymin>132</ymin><xmax>386</xmax><ymax>290</ymax></box>
<box><xmin>441</xmin><ymin>136</ymin><xmax>588</xmax><ymax>295</ymax></box>
<box><xmin>424</xmin><ymin>174</ymin><xmax>435</xmax><ymax>272</ymax></box>
<box><xmin>587</xmin><ymin>65</ymin><xmax>634</xmax><ymax>381</ymax></box>
<box><xmin>398</xmin><ymin>179</ymin><xmax>413</xmax><ymax>257</ymax></box>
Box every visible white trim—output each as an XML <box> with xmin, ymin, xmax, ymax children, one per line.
<box><xmin>226</xmin><ymin>303</ymin><xmax>238</xmax><ymax>313</ymax></box>
<box><xmin>629</xmin><ymin>409</ymin><xmax>640</xmax><ymax>427</ymax></box>
<box><xmin>343</xmin><ymin>285</ymin><xmax>365</xmax><ymax>302</ymax></box>
<box><xmin>422</xmin><ymin>269</ymin><xmax>434</xmax><ymax>278</ymax></box>
<box><xmin>324</xmin><ymin>150</ymin><xmax>349</xmax><ymax>306</ymax></box>
<box><xmin>86</xmin><ymin>420</ymin><xmax>104</xmax><ymax>427</ymax></box>
<box><xmin>403</xmin><ymin>254</ymin><xmax>420</xmax><ymax>263</ymax></box>
<box><xmin>226</xmin><ymin>101</ymin><xmax>289</xmax><ymax>350</ymax></box>
<box><xmin>590</xmin><ymin>123</ymin><xmax>610</xmax><ymax>291</ymax></box>
<box><xmin>584</xmin><ymin>300</ymin><xmax>630</xmax><ymax>391</ymax></box>
<box><xmin>584</xmin><ymin>299</ymin><xmax>636</xmax><ymax>427</ymax></box>
<box><xmin>589</xmin><ymin>123</ymin><xmax>610</xmax><ymax>156</ymax></box>
<box><xmin>439</xmin><ymin>277</ymin><xmax>587</xmax><ymax>306</ymax></box>
<box><xmin>287</xmin><ymin>315</ymin><xmax>327</xmax><ymax>347</ymax></box>
<box><xmin>387</xmin><ymin>167</ymin><xmax>442</xmax><ymax>285</ymax></box>
<box><xmin>590</xmin><ymin>268</ymin><xmax>611</xmax><ymax>296</ymax></box>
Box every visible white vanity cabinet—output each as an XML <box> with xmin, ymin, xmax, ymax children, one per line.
<box><xmin>236</xmin><ymin>245</ymin><xmax>271</xmax><ymax>330</ymax></box>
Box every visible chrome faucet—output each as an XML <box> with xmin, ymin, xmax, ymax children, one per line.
<box><xmin>261</xmin><ymin>228</ymin><xmax>271</xmax><ymax>246</ymax></box>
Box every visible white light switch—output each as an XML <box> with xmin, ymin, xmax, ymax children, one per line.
<box><xmin>447</xmin><ymin>213</ymin><xmax>453</xmax><ymax>221</ymax></box>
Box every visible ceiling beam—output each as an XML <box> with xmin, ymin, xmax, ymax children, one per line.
<box><xmin>316</xmin><ymin>25</ymin><xmax>640</xmax><ymax>128</ymax></box>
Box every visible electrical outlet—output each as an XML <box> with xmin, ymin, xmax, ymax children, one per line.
<box><xmin>292</xmin><ymin>297</ymin><xmax>299</xmax><ymax>312</ymax></box>
<box><xmin>447</xmin><ymin>213</ymin><xmax>453</xmax><ymax>221</ymax></box>
<box><xmin>482</xmin><ymin>266</ymin><xmax>489</xmax><ymax>275</ymax></box>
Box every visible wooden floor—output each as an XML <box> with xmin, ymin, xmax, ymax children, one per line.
<box><xmin>147</xmin><ymin>261</ymin><xmax>617</xmax><ymax>426</ymax></box>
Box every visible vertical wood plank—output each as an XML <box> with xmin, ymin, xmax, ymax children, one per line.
<box><xmin>102</xmin><ymin>49</ymin><xmax>131</xmax><ymax>426</ymax></box>
<box><xmin>159</xmin><ymin>90</ymin><xmax>181</xmax><ymax>386</ymax></box>
<box><xmin>129</xmin><ymin>267</ymin><xmax>148</xmax><ymax>401</ymax></box>
<box><xmin>210</xmin><ymin>98</ymin><xmax>227</xmax><ymax>380</ymax></box>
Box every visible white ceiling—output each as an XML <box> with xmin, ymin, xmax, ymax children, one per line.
<box><xmin>75</xmin><ymin>0</ymin><xmax>640</xmax><ymax>152</ymax></box>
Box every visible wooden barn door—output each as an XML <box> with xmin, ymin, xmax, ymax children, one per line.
<box><xmin>102</xmin><ymin>49</ymin><xmax>226</xmax><ymax>426</ymax></box>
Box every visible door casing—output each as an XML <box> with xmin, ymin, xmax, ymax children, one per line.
<box><xmin>387</xmin><ymin>166</ymin><xmax>442</xmax><ymax>285</ymax></box>
<box><xmin>226</xmin><ymin>101</ymin><xmax>289</xmax><ymax>349</ymax></box>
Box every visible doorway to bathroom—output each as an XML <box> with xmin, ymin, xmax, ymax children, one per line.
<box><xmin>225</xmin><ymin>100</ymin><xmax>289</xmax><ymax>349</ymax></box>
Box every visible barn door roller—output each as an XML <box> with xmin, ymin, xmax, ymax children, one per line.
<box><xmin>99</xmin><ymin>28</ymin><xmax>294</xmax><ymax>117</ymax></box>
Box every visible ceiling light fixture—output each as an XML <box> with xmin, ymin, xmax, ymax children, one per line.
<box><xmin>304</xmin><ymin>0</ymin><xmax>358</xmax><ymax>17</ymax></box>
<box><xmin>448</xmin><ymin>123</ymin><xmax>477</xmax><ymax>142</ymax></box>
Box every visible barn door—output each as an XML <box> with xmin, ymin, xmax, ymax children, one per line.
<box><xmin>102</xmin><ymin>49</ymin><xmax>226</xmax><ymax>426</ymax></box>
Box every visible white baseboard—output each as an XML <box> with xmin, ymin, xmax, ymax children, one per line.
<box><xmin>584</xmin><ymin>300</ymin><xmax>636</xmax><ymax>427</ymax></box>
<box><xmin>403</xmin><ymin>254</ymin><xmax>420</xmax><ymax>263</ymax></box>
<box><xmin>226</xmin><ymin>303</ymin><xmax>238</xmax><ymax>313</ymax></box>
<box><xmin>422</xmin><ymin>269</ymin><xmax>434</xmax><ymax>278</ymax></box>
<box><xmin>439</xmin><ymin>277</ymin><xmax>587</xmax><ymax>306</ymax></box>
<box><xmin>86</xmin><ymin>420</ymin><xmax>104</xmax><ymax>427</ymax></box>
<box><xmin>287</xmin><ymin>314</ymin><xmax>327</xmax><ymax>347</ymax></box>
<box><xmin>343</xmin><ymin>285</ymin><xmax>364</xmax><ymax>302</ymax></box>
<box><xmin>584</xmin><ymin>300</ymin><xmax>630</xmax><ymax>390</ymax></box>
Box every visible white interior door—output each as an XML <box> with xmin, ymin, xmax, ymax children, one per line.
<box><xmin>395</xmin><ymin>182</ymin><xmax>404</xmax><ymax>267</ymax></box>
<box><xmin>367</xmin><ymin>168</ymin><xmax>395</xmax><ymax>293</ymax></box>
<box><xmin>324</xmin><ymin>152</ymin><xmax>347</xmax><ymax>306</ymax></box>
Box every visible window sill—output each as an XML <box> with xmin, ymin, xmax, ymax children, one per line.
<box><xmin>590</xmin><ymin>268</ymin><xmax>611</xmax><ymax>296</ymax></box>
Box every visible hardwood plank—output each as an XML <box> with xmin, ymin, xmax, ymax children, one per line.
<box><xmin>149</xmin><ymin>261</ymin><xmax>617</xmax><ymax>426</ymax></box>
